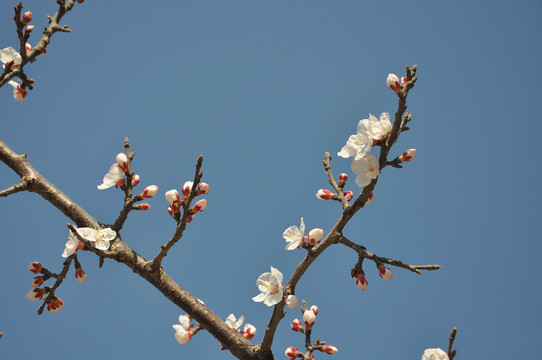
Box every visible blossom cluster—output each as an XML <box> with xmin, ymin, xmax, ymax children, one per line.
<box><xmin>225</xmin><ymin>314</ymin><xmax>256</xmax><ymax>340</ymax></box>
<box><xmin>97</xmin><ymin>153</ymin><xmax>158</xmax><ymax>210</ymax></box>
<box><xmin>25</xmin><ymin>261</ymin><xmax>65</xmax><ymax>313</ymax></box>
<box><xmin>421</xmin><ymin>348</ymin><xmax>449</xmax><ymax>360</ymax></box>
<box><xmin>287</xmin><ymin>304</ymin><xmax>338</xmax><ymax>358</ymax></box>
<box><xmin>283</xmin><ymin>218</ymin><xmax>324</xmax><ymax>250</ymax></box>
<box><xmin>165</xmin><ymin>180</ymin><xmax>209</xmax><ymax>222</ymax></box>
<box><xmin>316</xmin><ymin>173</ymin><xmax>371</xmax><ymax>204</ymax></box>
<box><xmin>350</xmin><ymin>262</ymin><xmax>393</xmax><ymax>292</ymax></box>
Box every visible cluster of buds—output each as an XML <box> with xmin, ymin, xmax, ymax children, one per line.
<box><xmin>387</xmin><ymin>73</ymin><xmax>407</xmax><ymax>94</ymax></box>
<box><xmin>165</xmin><ymin>181</ymin><xmax>209</xmax><ymax>222</ymax></box>
<box><xmin>317</xmin><ymin>173</ymin><xmax>355</xmax><ymax>202</ymax></box>
<box><xmin>288</xmin><ymin>303</ymin><xmax>338</xmax><ymax>357</ymax></box>
<box><xmin>26</xmin><ymin>262</ymin><xmax>48</xmax><ymax>301</ymax></box>
<box><xmin>398</xmin><ymin>149</ymin><xmax>417</xmax><ymax>163</ymax></box>
<box><xmin>173</xmin><ymin>314</ymin><xmax>195</xmax><ymax>344</ymax></box>
<box><xmin>351</xmin><ymin>268</ymin><xmax>368</xmax><ymax>291</ymax></box>
<box><xmin>133</xmin><ymin>185</ymin><xmax>158</xmax><ymax>211</ymax></box>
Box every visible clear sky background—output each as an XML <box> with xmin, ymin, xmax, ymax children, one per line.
<box><xmin>1</xmin><ymin>1</ymin><xmax>541</xmax><ymax>359</ymax></box>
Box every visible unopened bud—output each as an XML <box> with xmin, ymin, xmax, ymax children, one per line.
<box><xmin>12</xmin><ymin>84</ymin><xmax>27</xmax><ymax>101</ymax></box>
<box><xmin>197</xmin><ymin>182</ymin><xmax>209</xmax><ymax>195</ymax></box>
<box><xmin>25</xmin><ymin>25</ymin><xmax>34</xmax><ymax>34</ymax></box>
<box><xmin>25</xmin><ymin>43</ymin><xmax>31</xmax><ymax>54</ymax></box>
<box><xmin>47</xmin><ymin>297</ymin><xmax>64</xmax><ymax>313</ymax></box>
<box><xmin>355</xmin><ymin>274</ymin><xmax>368</xmax><ymax>291</ymax></box>
<box><xmin>323</xmin><ymin>345</ymin><xmax>338</xmax><ymax>355</ymax></box>
<box><xmin>31</xmin><ymin>276</ymin><xmax>44</xmax><ymax>287</ymax></box>
<box><xmin>165</xmin><ymin>190</ymin><xmax>180</xmax><ymax>204</ymax></box>
<box><xmin>191</xmin><ymin>199</ymin><xmax>207</xmax><ymax>213</ymax></box>
<box><xmin>22</xmin><ymin>11</ymin><xmax>32</xmax><ymax>25</ymax></box>
<box><xmin>310</xmin><ymin>305</ymin><xmax>318</xmax><ymax>315</ymax></box>
<box><xmin>140</xmin><ymin>185</ymin><xmax>158</xmax><ymax>199</ymax></box>
<box><xmin>285</xmin><ymin>347</ymin><xmax>299</xmax><ymax>360</ymax></box>
<box><xmin>241</xmin><ymin>324</ymin><xmax>256</xmax><ymax>339</ymax></box>
<box><xmin>182</xmin><ymin>181</ymin><xmax>193</xmax><ymax>197</ymax></box>
<box><xmin>316</xmin><ymin>189</ymin><xmax>334</xmax><ymax>200</ymax></box>
<box><xmin>378</xmin><ymin>264</ymin><xmax>393</xmax><ymax>280</ymax></box>
<box><xmin>291</xmin><ymin>319</ymin><xmax>303</xmax><ymax>332</ymax></box>
<box><xmin>285</xmin><ymin>295</ymin><xmax>299</xmax><ymax>308</ymax></box>
<box><xmin>116</xmin><ymin>153</ymin><xmax>128</xmax><ymax>172</ymax></box>
<box><xmin>303</xmin><ymin>309</ymin><xmax>316</xmax><ymax>330</ymax></box>
<box><xmin>308</xmin><ymin>228</ymin><xmax>324</xmax><ymax>246</ymax></box>
<box><xmin>29</xmin><ymin>261</ymin><xmax>42</xmax><ymax>274</ymax></box>
<box><xmin>186</xmin><ymin>214</ymin><xmax>195</xmax><ymax>223</ymax></box>
<box><xmin>131</xmin><ymin>174</ymin><xmax>141</xmax><ymax>186</ymax></box>
<box><xmin>365</xmin><ymin>191</ymin><xmax>374</xmax><ymax>204</ymax></box>
<box><xmin>75</xmin><ymin>267</ymin><xmax>86</xmax><ymax>283</ymax></box>
<box><xmin>26</xmin><ymin>288</ymin><xmax>46</xmax><ymax>301</ymax></box>
<box><xmin>339</xmin><ymin>173</ymin><xmax>348</xmax><ymax>184</ymax></box>
<box><xmin>77</xmin><ymin>0</ymin><xmax>85</xmax><ymax>3</ymax></box>
<box><xmin>138</xmin><ymin>202</ymin><xmax>151</xmax><ymax>210</ymax></box>
<box><xmin>398</xmin><ymin>149</ymin><xmax>417</xmax><ymax>163</ymax></box>
<box><xmin>344</xmin><ymin>190</ymin><xmax>353</xmax><ymax>201</ymax></box>
<box><xmin>386</xmin><ymin>73</ymin><xmax>401</xmax><ymax>94</ymax></box>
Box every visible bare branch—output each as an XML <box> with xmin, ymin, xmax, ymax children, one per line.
<box><xmin>0</xmin><ymin>178</ymin><xmax>31</xmax><ymax>197</ymax></box>
<box><xmin>448</xmin><ymin>327</ymin><xmax>458</xmax><ymax>360</ymax></box>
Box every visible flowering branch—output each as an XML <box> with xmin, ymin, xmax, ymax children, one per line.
<box><xmin>321</xmin><ymin>152</ymin><xmax>350</xmax><ymax>210</ymax></box>
<box><xmin>150</xmin><ymin>155</ymin><xmax>204</xmax><ymax>270</ymax></box>
<box><xmin>36</xmin><ymin>255</ymin><xmax>74</xmax><ymax>315</ymax></box>
<box><xmin>339</xmin><ymin>236</ymin><xmax>441</xmax><ymax>275</ymax></box>
<box><xmin>0</xmin><ymin>1</ymin><xmax>81</xmax><ymax>94</ymax></box>
<box><xmin>112</xmin><ymin>138</ymin><xmax>137</xmax><ymax>231</ymax></box>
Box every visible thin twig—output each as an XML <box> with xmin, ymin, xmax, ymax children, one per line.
<box><xmin>150</xmin><ymin>155</ymin><xmax>204</xmax><ymax>270</ymax></box>
<box><xmin>0</xmin><ymin>179</ymin><xmax>31</xmax><ymax>197</ymax></box>
<box><xmin>322</xmin><ymin>152</ymin><xmax>350</xmax><ymax>210</ymax></box>
<box><xmin>37</xmin><ymin>255</ymin><xmax>74</xmax><ymax>315</ymax></box>
<box><xmin>448</xmin><ymin>327</ymin><xmax>458</xmax><ymax>359</ymax></box>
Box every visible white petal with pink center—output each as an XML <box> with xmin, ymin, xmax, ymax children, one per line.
<box><xmin>252</xmin><ymin>266</ymin><xmax>284</xmax><ymax>306</ymax></box>
<box><xmin>76</xmin><ymin>227</ymin><xmax>116</xmax><ymax>251</ymax></box>
<box><xmin>97</xmin><ymin>164</ymin><xmax>124</xmax><ymax>190</ymax></box>
<box><xmin>351</xmin><ymin>153</ymin><xmax>380</xmax><ymax>187</ymax></box>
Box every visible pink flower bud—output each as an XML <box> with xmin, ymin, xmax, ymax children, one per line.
<box><xmin>25</xmin><ymin>43</ymin><xmax>31</xmax><ymax>54</ymax></box>
<box><xmin>182</xmin><ymin>181</ymin><xmax>193</xmax><ymax>197</ymax></box>
<box><xmin>310</xmin><ymin>305</ymin><xmax>318</xmax><ymax>315</ymax></box>
<box><xmin>398</xmin><ymin>149</ymin><xmax>417</xmax><ymax>163</ymax></box>
<box><xmin>167</xmin><ymin>206</ymin><xmax>175</xmax><ymax>216</ymax></box>
<box><xmin>25</xmin><ymin>25</ymin><xmax>34</xmax><ymax>34</ymax></box>
<box><xmin>75</xmin><ymin>267</ymin><xmax>86</xmax><ymax>283</ymax></box>
<box><xmin>26</xmin><ymin>288</ymin><xmax>46</xmax><ymax>301</ymax></box>
<box><xmin>47</xmin><ymin>297</ymin><xmax>64</xmax><ymax>313</ymax></box>
<box><xmin>365</xmin><ymin>191</ymin><xmax>374</xmax><ymax>204</ymax></box>
<box><xmin>378</xmin><ymin>265</ymin><xmax>393</xmax><ymax>280</ymax></box>
<box><xmin>191</xmin><ymin>199</ymin><xmax>207</xmax><ymax>213</ymax></box>
<box><xmin>186</xmin><ymin>214</ymin><xmax>195</xmax><ymax>223</ymax></box>
<box><xmin>339</xmin><ymin>173</ymin><xmax>348</xmax><ymax>184</ymax></box>
<box><xmin>29</xmin><ymin>261</ymin><xmax>42</xmax><ymax>274</ymax></box>
<box><xmin>323</xmin><ymin>345</ymin><xmax>338</xmax><ymax>355</ymax></box>
<box><xmin>77</xmin><ymin>0</ymin><xmax>85</xmax><ymax>3</ymax></box>
<box><xmin>308</xmin><ymin>228</ymin><xmax>324</xmax><ymax>246</ymax></box>
<box><xmin>344</xmin><ymin>190</ymin><xmax>353</xmax><ymax>201</ymax></box>
<box><xmin>285</xmin><ymin>347</ymin><xmax>299</xmax><ymax>360</ymax></box>
<box><xmin>291</xmin><ymin>319</ymin><xmax>303</xmax><ymax>332</ymax></box>
<box><xmin>31</xmin><ymin>276</ymin><xmax>44</xmax><ymax>287</ymax></box>
<box><xmin>285</xmin><ymin>295</ymin><xmax>299</xmax><ymax>308</ymax></box>
<box><xmin>116</xmin><ymin>153</ymin><xmax>128</xmax><ymax>172</ymax></box>
<box><xmin>131</xmin><ymin>174</ymin><xmax>141</xmax><ymax>186</ymax></box>
<box><xmin>303</xmin><ymin>309</ymin><xmax>316</xmax><ymax>330</ymax></box>
<box><xmin>13</xmin><ymin>84</ymin><xmax>27</xmax><ymax>101</ymax></box>
<box><xmin>165</xmin><ymin>190</ymin><xmax>180</xmax><ymax>204</ymax></box>
<box><xmin>197</xmin><ymin>182</ymin><xmax>209</xmax><ymax>195</ymax></box>
<box><xmin>140</xmin><ymin>185</ymin><xmax>158</xmax><ymax>199</ymax></box>
<box><xmin>316</xmin><ymin>189</ymin><xmax>334</xmax><ymax>200</ymax></box>
<box><xmin>241</xmin><ymin>324</ymin><xmax>256</xmax><ymax>339</ymax></box>
<box><xmin>22</xmin><ymin>11</ymin><xmax>32</xmax><ymax>25</ymax></box>
<box><xmin>139</xmin><ymin>202</ymin><xmax>151</xmax><ymax>210</ymax></box>
<box><xmin>386</xmin><ymin>73</ymin><xmax>401</xmax><ymax>94</ymax></box>
<box><xmin>355</xmin><ymin>274</ymin><xmax>368</xmax><ymax>291</ymax></box>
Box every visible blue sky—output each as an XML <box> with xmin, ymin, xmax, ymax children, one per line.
<box><xmin>1</xmin><ymin>0</ymin><xmax>541</xmax><ymax>359</ymax></box>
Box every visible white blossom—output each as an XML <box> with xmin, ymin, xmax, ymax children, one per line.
<box><xmin>0</xmin><ymin>47</ymin><xmax>22</xmax><ymax>69</ymax></box>
<box><xmin>172</xmin><ymin>314</ymin><xmax>193</xmax><ymax>344</ymax></box>
<box><xmin>358</xmin><ymin>113</ymin><xmax>392</xmax><ymax>141</ymax></box>
<box><xmin>76</xmin><ymin>227</ymin><xmax>116</xmax><ymax>251</ymax></box>
<box><xmin>252</xmin><ymin>266</ymin><xmax>283</xmax><ymax>306</ymax></box>
<box><xmin>97</xmin><ymin>163</ymin><xmax>124</xmax><ymax>190</ymax></box>
<box><xmin>337</xmin><ymin>131</ymin><xmax>373</xmax><ymax>161</ymax></box>
<box><xmin>422</xmin><ymin>348</ymin><xmax>449</xmax><ymax>360</ymax></box>
<box><xmin>225</xmin><ymin>314</ymin><xmax>245</xmax><ymax>331</ymax></box>
<box><xmin>62</xmin><ymin>232</ymin><xmax>80</xmax><ymax>257</ymax></box>
<box><xmin>351</xmin><ymin>153</ymin><xmax>380</xmax><ymax>187</ymax></box>
<box><xmin>283</xmin><ymin>218</ymin><xmax>305</xmax><ymax>250</ymax></box>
